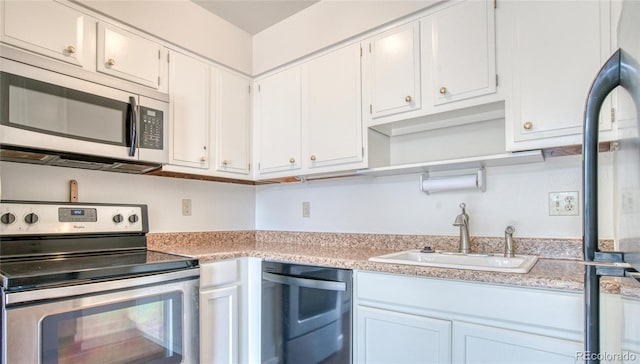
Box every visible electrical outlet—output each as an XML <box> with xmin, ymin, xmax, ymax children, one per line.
<box><xmin>182</xmin><ymin>199</ymin><xmax>192</xmax><ymax>216</ymax></box>
<box><xmin>622</xmin><ymin>189</ymin><xmax>640</xmax><ymax>214</ymax></box>
<box><xmin>302</xmin><ymin>201</ymin><xmax>310</xmax><ymax>218</ymax></box>
<box><xmin>549</xmin><ymin>191</ymin><xmax>579</xmax><ymax>216</ymax></box>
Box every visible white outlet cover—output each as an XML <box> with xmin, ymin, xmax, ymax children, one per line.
<box><xmin>549</xmin><ymin>191</ymin><xmax>579</xmax><ymax>216</ymax></box>
<box><xmin>302</xmin><ymin>201</ymin><xmax>310</xmax><ymax>218</ymax></box>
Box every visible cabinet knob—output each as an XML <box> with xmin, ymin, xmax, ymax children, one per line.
<box><xmin>200</xmin><ymin>156</ymin><xmax>207</xmax><ymax>162</ymax></box>
<box><xmin>310</xmin><ymin>155</ymin><xmax>317</xmax><ymax>161</ymax></box>
<box><xmin>405</xmin><ymin>95</ymin><xmax>412</xmax><ymax>103</ymax></box>
<box><xmin>106</xmin><ymin>58</ymin><xmax>116</xmax><ymax>66</ymax></box>
<box><xmin>222</xmin><ymin>160</ymin><xmax>229</xmax><ymax>166</ymax></box>
<box><xmin>65</xmin><ymin>45</ymin><xmax>76</xmax><ymax>54</ymax></box>
<box><xmin>439</xmin><ymin>87</ymin><xmax>447</xmax><ymax>95</ymax></box>
<box><xmin>289</xmin><ymin>158</ymin><xmax>296</xmax><ymax>164</ymax></box>
<box><xmin>523</xmin><ymin>121</ymin><xmax>533</xmax><ymax>130</ymax></box>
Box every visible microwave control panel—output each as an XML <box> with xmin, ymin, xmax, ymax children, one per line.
<box><xmin>139</xmin><ymin>106</ymin><xmax>163</xmax><ymax>150</ymax></box>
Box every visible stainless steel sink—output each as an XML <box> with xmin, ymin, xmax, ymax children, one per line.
<box><xmin>369</xmin><ymin>250</ymin><xmax>539</xmax><ymax>274</ymax></box>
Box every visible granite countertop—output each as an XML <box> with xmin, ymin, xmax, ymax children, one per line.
<box><xmin>147</xmin><ymin>231</ymin><xmax>640</xmax><ymax>298</ymax></box>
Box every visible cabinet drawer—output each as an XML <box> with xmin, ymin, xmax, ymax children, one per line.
<box><xmin>200</xmin><ymin>259</ymin><xmax>240</xmax><ymax>288</ymax></box>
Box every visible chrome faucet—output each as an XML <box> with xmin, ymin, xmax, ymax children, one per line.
<box><xmin>504</xmin><ymin>225</ymin><xmax>515</xmax><ymax>257</ymax></box>
<box><xmin>453</xmin><ymin>203</ymin><xmax>471</xmax><ymax>254</ymax></box>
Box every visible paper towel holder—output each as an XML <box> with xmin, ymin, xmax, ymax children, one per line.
<box><xmin>419</xmin><ymin>168</ymin><xmax>486</xmax><ymax>195</ymax></box>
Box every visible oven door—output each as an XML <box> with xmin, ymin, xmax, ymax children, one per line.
<box><xmin>2</xmin><ymin>269</ymin><xmax>198</xmax><ymax>364</ymax></box>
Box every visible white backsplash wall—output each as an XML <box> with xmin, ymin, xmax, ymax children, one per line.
<box><xmin>256</xmin><ymin>154</ymin><xmax>615</xmax><ymax>239</ymax></box>
<box><xmin>0</xmin><ymin>162</ymin><xmax>256</xmax><ymax>233</ymax></box>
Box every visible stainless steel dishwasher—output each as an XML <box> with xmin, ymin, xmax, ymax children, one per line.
<box><xmin>261</xmin><ymin>261</ymin><xmax>352</xmax><ymax>364</ymax></box>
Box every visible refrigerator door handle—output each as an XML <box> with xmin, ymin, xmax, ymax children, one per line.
<box><xmin>583</xmin><ymin>49</ymin><xmax>623</xmax><ymax>363</ymax></box>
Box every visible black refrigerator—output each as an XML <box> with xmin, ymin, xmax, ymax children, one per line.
<box><xmin>583</xmin><ymin>1</ymin><xmax>640</xmax><ymax>363</ymax></box>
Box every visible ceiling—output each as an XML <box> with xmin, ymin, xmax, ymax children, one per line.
<box><xmin>192</xmin><ymin>0</ymin><xmax>320</xmax><ymax>35</ymax></box>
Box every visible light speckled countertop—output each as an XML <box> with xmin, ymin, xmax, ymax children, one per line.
<box><xmin>147</xmin><ymin>231</ymin><xmax>640</xmax><ymax>297</ymax></box>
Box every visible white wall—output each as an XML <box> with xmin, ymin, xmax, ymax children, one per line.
<box><xmin>77</xmin><ymin>0</ymin><xmax>253</xmax><ymax>74</ymax></box>
<box><xmin>0</xmin><ymin>162</ymin><xmax>256</xmax><ymax>233</ymax></box>
<box><xmin>253</xmin><ymin>0</ymin><xmax>437</xmax><ymax>75</ymax></box>
<box><xmin>256</xmin><ymin>154</ymin><xmax>615</xmax><ymax>239</ymax></box>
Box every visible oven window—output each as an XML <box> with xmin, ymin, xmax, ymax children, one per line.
<box><xmin>41</xmin><ymin>292</ymin><xmax>182</xmax><ymax>364</ymax></box>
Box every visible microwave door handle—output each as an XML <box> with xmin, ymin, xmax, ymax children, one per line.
<box><xmin>262</xmin><ymin>272</ymin><xmax>346</xmax><ymax>292</ymax></box>
<box><xmin>126</xmin><ymin>96</ymin><xmax>137</xmax><ymax>157</ymax></box>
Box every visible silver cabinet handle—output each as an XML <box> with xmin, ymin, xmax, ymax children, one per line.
<box><xmin>262</xmin><ymin>272</ymin><xmax>346</xmax><ymax>291</ymax></box>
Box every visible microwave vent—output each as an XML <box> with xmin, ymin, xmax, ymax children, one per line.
<box><xmin>0</xmin><ymin>145</ymin><xmax>161</xmax><ymax>174</ymax></box>
<box><xmin>50</xmin><ymin>158</ymin><xmax>107</xmax><ymax>170</ymax></box>
<box><xmin>0</xmin><ymin>149</ymin><xmax>56</xmax><ymax>164</ymax></box>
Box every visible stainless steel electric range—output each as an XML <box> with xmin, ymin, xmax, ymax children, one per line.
<box><xmin>0</xmin><ymin>200</ymin><xmax>199</xmax><ymax>364</ymax></box>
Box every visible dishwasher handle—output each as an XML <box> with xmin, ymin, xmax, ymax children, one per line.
<box><xmin>262</xmin><ymin>272</ymin><xmax>346</xmax><ymax>292</ymax></box>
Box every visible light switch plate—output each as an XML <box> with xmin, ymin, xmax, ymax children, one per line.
<box><xmin>549</xmin><ymin>191</ymin><xmax>579</xmax><ymax>216</ymax></box>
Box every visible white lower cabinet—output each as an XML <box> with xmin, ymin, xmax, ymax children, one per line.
<box><xmin>200</xmin><ymin>258</ymin><xmax>248</xmax><ymax>364</ymax></box>
<box><xmin>356</xmin><ymin>306</ymin><xmax>451</xmax><ymax>364</ymax></box>
<box><xmin>200</xmin><ymin>285</ymin><xmax>239</xmax><ymax>364</ymax></box>
<box><xmin>200</xmin><ymin>258</ymin><xmax>260</xmax><ymax>364</ymax></box>
<box><xmin>452</xmin><ymin>322</ymin><xmax>581</xmax><ymax>364</ymax></box>
<box><xmin>353</xmin><ymin>271</ymin><xmax>583</xmax><ymax>364</ymax></box>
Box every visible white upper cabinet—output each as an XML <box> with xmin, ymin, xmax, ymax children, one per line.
<box><xmin>302</xmin><ymin>43</ymin><xmax>365</xmax><ymax>171</ymax></box>
<box><xmin>363</xmin><ymin>22</ymin><xmax>421</xmax><ymax>124</ymax></box>
<box><xmin>424</xmin><ymin>0</ymin><xmax>496</xmax><ymax>106</ymax></box>
<box><xmin>255</xmin><ymin>67</ymin><xmax>302</xmax><ymax>177</ymax></box>
<box><xmin>168</xmin><ymin>50</ymin><xmax>210</xmax><ymax>169</ymax></box>
<box><xmin>502</xmin><ymin>0</ymin><xmax>613</xmax><ymax>150</ymax></box>
<box><xmin>215</xmin><ymin>69</ymin><xmax>252</xmax><ymax>176</ymax></box>
<box><xmin>1</xmin><ymin>0</ymin><xmax>89</xmax><ymax>67</ymax></box>
<box><xmin>97</xmin><ymin>23</ymin><xmax>164</xmax><ymax>89</ymax></box>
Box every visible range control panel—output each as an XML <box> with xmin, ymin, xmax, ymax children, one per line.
<box><xmin>0</xmin><ymin>201</ymin><xmax>146</xmax><ymax>236</ymax></box>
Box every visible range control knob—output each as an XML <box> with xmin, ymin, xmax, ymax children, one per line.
<box><xmin>24</xmin><ymin>213</ymin><xmax>39</xmax><ymax>225</ymax></box>
<box><xmin>113</xmin><ymin>214</ymin><xmax>124</xmax><ymax>223</ymax></box>
<box><xmin>1</xmin><ymin>213</ymin><xmax>16</xmax><ymax>225</ymax></box>
<box><xmin>128</xmin><ymin>214</ymin><xmax>139</xmax><ymax>223</ymax></box>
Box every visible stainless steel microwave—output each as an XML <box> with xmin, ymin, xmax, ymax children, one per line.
<box><xmin>0</xmin><ymin>59</ymin><xmax>168</xmax><ymax>167</ymax></box>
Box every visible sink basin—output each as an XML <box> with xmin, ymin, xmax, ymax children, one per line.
<box><xmin>369</xmin><ymin>250</ymin><xmax>539</xmax><ymax>274</ymax></box>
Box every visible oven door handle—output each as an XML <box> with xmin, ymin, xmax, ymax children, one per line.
<box><xmin>262</xmin><ymin>272</ymin><xmax>346</xmax><ymax>291</ymax></box>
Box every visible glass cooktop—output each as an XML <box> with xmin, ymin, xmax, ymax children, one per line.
<box><xmin>0</xmin><ymin>250</ymin><xmax>198</xmax><ymax>292</ymax></box>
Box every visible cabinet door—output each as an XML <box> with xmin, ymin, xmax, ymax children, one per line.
<box><xmin>2</xmin><ymin>0</ymin><xmax>87</xmax><ymax>67</ymax></box>
<box><xmin>452</xmin><ymin>321</ymin><xmax>581</xmax><ymax>364</ymax></box>
<box><xmin>302</xmin><ymin>43</ymin><xmax>364</xmax><ymax>171</ymax></box>
<box><xmin>426</xmin><ymin>0</ymin><xmax>496</xmax><ymax>105</ymax></box>
<box><xmin>355</xmin><ymin>306</ymin><xmax>451</xmax><ymax>364</ymax></box>
<box><xmin>215</xmin><ymin>69</ymin><xmax>251</xmax><ymax>175</ymax></box>
<box><xmin>168</xmin><ymin>51</ymin><xmax>209</xmax><ymax>169</ymax></box>
<box><xmin>97</xmin><ymin>23</ymin><xmax>162</xmax><ymax>89</ymax></box>
<box><xmin>505</xmin><ymin>0</ymin><xmax>612</xmax><ymax>148</ymax></box>
<box><xmin>364</xmin><ymin>22</ymin><xmax>421</xmax><ymax>121</ymax></box>
<box><xmin>200</xmin><ymin>286</ymin><xmax>239</xmax><ymax>364</ymax></box>
<box><xmin>255</xmin><ymin>67</ymin><xmax>301</xmax><ymax>176</ymax></box>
